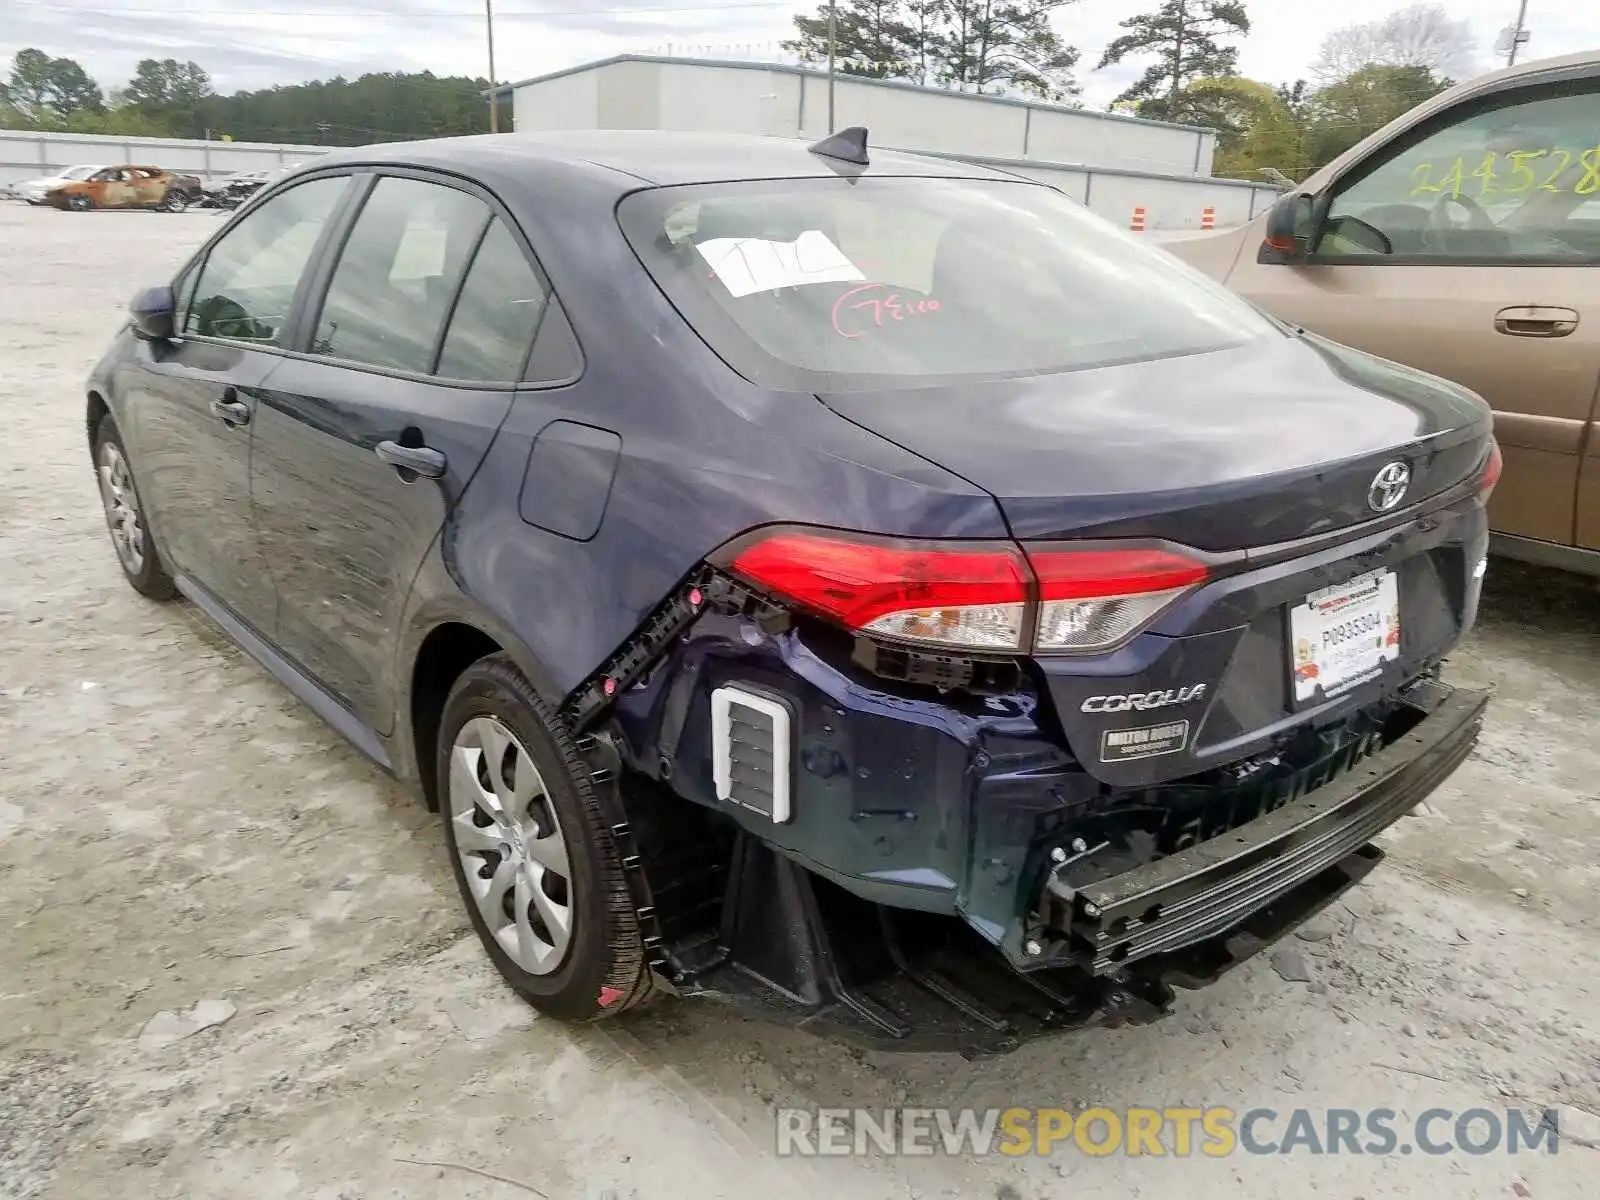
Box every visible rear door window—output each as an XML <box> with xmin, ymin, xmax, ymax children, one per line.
<box><xmin>186</xmin><ymin>175</ymin><xmax>349</xmax><ymax>345</ymax></box>
<box><xmin>435</xmin><ymin>218</ymin><xmax>550</xmax><ymax>382</ymax></box>
<box><xmin>310</xmin><ymin>176</ymin><xmax>490</xmax><ymax>374</ymax></box>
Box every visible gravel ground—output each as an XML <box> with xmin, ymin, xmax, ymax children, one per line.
<box><xmin>1</xmin><ymin>201</ymin><xmax>1598</xmax><ymax>1200</ymax></box>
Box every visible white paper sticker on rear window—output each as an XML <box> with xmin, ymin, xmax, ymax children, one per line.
<box><xmin>695</xmin><ymin>230</ymin><xmax>864</xmax><ymax>298</ymax></box>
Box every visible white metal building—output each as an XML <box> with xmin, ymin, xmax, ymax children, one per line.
<box><xmin>494</xmin><ymin>55</ymin><xmax>1280</xmax><ymax>230</ymax></box>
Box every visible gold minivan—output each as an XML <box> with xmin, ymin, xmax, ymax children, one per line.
<box><xmin>1172</xmin><ymin>51</ymin><xmax>1600</xmax><ymax>575</ymax></box>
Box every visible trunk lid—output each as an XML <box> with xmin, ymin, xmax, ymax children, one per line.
<box><xmin>821</xmin><ymin>333</ymin><xmax>1493</xmax><ymax>788</ymax></box>
<box><xmin>818</xmin><ymin>334</ymin><xmax>1491</xmax><ymax>548</ymax></box>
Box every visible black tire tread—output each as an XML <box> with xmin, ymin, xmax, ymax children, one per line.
<box><xmin>439</xmin><ymin>654</ymin><xmax>654</xmax><ymax>1021</ymax></box>
<box><xmin>93</xmin><ymin>414</ymin><xmax>178</xmax><ymax>601</ymax></box>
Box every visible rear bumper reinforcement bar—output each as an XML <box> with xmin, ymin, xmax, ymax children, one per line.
<box><xmin>1043</xmin><ymin>685</ymin><xmax>1489</xmax><ymax>974</ymax></box>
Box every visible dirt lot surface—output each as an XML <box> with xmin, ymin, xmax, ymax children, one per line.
<box><xmin>2</xmin><ymin>201</ymin><xmax>1598</xmax><ymax>1200</ymax></box>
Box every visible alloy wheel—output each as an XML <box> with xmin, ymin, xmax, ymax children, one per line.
<box><xmin>448</xmin><ymin>716</ymin><xmax>574</xmax><ymax>975</ymax></box>
<box><xmin>97</xmin><ymin>441</ymin><xmax>146</xmax><ymax>575</ymax></box>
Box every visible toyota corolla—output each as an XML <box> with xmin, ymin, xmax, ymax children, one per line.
<box><xmin>86</xmin><ymin>128</ymin><xmax>1497</xmax><ymax>1051</ymax></box>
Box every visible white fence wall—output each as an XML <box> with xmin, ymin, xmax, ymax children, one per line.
<box><xmin>0</xmin><ymin>128</ymin><xmax>330</xmax><ymax>187</ymax></box>
<box><xmin>4</xmin><ymin>112</ymin><xmax>1280</xmax><ymax>232</ymax></box>
<box><xmin>946</xmin><ymin>153</ymin><xmax>1278</xmax><ymax>231</ymax></box>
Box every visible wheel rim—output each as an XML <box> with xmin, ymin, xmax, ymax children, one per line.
<box><xmin>97</xmin><ymin>441</ymin><xmax>146</xmax><ymax>575</ymax></box>
<box><xmin>448</xmin><ymin>716</ymin><xmax>574</xmax><ymax>975</ymax></box>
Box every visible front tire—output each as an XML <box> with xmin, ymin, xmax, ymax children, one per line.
<box><xmin>438</xmin><ymin>655</ymin><xmax>654</xmax><ymax>1020</ymax></box>
<box><xmin>67</xmin><ymin>194</ymin><xmax>93</xmax><ymax>212</ymax></box>
<box><xmin>93</xmin><ymin>416</ymin><xmax>177</xmax><ymax>600</ymax></box>
<box><xmin>158</xmin><ymin>190</ymin><xmax>189</xmax><ymax>213</ymax></box>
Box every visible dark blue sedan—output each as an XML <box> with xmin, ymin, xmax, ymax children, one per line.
<box><xmin>88</xmin><ymin>128</ymin><xmax>1498</xmax><ymax>1050</ymax></box>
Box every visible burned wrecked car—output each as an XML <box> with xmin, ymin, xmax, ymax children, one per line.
<box><xmin>48</xmin><ymin>165</ymin><xmax>202</xmax><ymax>212</ymax></box>
<box><xmin>85</xmin><ymin>129</ymin><xmax>1495</xmax><ymax>1051</ymax></box>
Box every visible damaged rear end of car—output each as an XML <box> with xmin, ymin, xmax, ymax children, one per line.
<box><xmin>536</xmin><ymin>166</ymin><xmax>1499</xmax><ymax>1053</ymax></box>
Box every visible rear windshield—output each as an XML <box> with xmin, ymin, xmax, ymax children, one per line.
<box><xmin>617</xmin><ymin>176</ymin><xmax>1280</xmax><ymax>392</ymax></box>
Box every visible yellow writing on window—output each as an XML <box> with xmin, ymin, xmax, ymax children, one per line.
<box><xmin>1405</xmin><ymin>146</ymin><xmax>1600</xmax><ymax>199</ymax></box>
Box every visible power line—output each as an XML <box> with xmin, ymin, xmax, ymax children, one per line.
<box><xmin>13</xmin><ymin>1</ymin><xmax>792</xmax><ymax>17</ymax></box>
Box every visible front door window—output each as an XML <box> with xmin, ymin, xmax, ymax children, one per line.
<box><xmin>1321</xmin><ymin>82</ymin><xmax>1600</xmax><ymax>260</ymax></box>
<box><xmin>186</xmin><ymin>176</ymin><xmax>349</xmax><ymax>345</ymax></box>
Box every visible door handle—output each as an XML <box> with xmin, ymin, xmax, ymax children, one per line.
<box><xmin>1494</xmin><ymin>306</ymin><xmax>1579</xmax><ymax>338</ymax></box>
<box><xmin>374</xmin><ymin>439</ymin><xmax>447</xmax><ymax>479</ymax></box>
<box><xmin>209</xmin><ymin>388</ymin><xmax>250</xmax><ymax>427</ymax></box>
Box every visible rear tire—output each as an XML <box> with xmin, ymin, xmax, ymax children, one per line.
<box><xmin>438</xmin><ymin>654</ymin><xmax>654</xmax><ymax>1020</ymax></box>
<box><xmin>93</xmin><ymin>416</ymin><xmax>177</xmax><ymax>600</ymax></box>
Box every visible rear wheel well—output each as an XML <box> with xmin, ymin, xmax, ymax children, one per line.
<box><xmin>410</xmin><ymin>623</ymin><xmax>502</xmax><ymax>810</ymax></box>
<box><xmin>87</xmin><ymin>391</ymin><xmax>109</xmax><ymax>447</ymax></box>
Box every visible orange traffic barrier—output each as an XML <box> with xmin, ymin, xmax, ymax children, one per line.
<box><xmin>1201</xmin><ymin>207</ymin><xmax>1216</xmax><ymax>230</ymax></box>
<box><xmin>1130</xmin><ymin>206</ymin><xmax>1147</xmax><ymax>233</ymax></box>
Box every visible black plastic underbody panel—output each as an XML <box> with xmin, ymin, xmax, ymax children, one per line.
<box><xmin>1045</xmin><ymin>685</ymin><xmax>1488</xmax><ymax>973</ymax></box>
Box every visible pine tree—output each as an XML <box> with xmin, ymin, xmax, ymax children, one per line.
<box><xmin>1098</xmin><ymin>1</ymin><xmax>1250</xmax><ymax>121</ymax></box>
<box><xmin>784</xmin><ymin>1</ymin><xmax>918</xmax><ymax>80</ymax></box>
<box><xmin>934</xmin><ymin>1</ymin><xmax>1082</xmax><ymax>100</ymax></box>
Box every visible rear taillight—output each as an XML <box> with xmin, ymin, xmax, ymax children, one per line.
<box><xmin>727</xmin><ymin>531</ymin><xmax>1029</xmax><ymax>651</ymax></box>
<box><xmin>1479</xmin><ymin>439</ymin><xmax>1503</xmax><ymax>498</ymax></box>
<box><xmin>721</xmin><ymin>529</ymin><xmax>1207</xmax><ymax>654</ymax></box>
<box><xmin>1030</xmin><ymin>548</ymin><xmax>1209</xmax><ymax>652</ymax></box>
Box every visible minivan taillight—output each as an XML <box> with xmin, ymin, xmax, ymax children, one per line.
<box><xmin>1479</xmin><ymin>439</ymin><xmax>1503</xmax><ymax>498</ymax></box>
<box><xmin>721</xmin><ymin>528</ymin><xmax>1208</xmax><ymax>654</ymax></box>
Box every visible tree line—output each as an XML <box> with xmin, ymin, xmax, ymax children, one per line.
<box><xmin>1</xmin><ymin>1</ymin><xmax>1476</xmax><ymax>181</ymax></box>
<box><xmin>0</xmin><ymin>51</ymin><xmax>490</xmax><ymax>146</ymax></box>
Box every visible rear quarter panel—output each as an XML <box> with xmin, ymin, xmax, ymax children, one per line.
<box><xmin>400</xmin><ymin>164</ymin><xmax>1007</xmax><ymax>712</ymax></box>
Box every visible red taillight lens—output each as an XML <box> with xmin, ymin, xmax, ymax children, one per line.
<box><xmin>1028</xmin><ymin>547</ymin><xmax>1209</xmax><ymax>652</ymax></box>
<box><xmin>728</xmin><ymin>530</ymin><xmax>1030</xmax><ymax>651</ymax></box>
<box><xmin>1028</xmin><ymin>548</ymin><xmax>1210</xmax><ymax>600</ymax></box>
<box><xmin>723</xmin><ymin>529</ymin><xmax>1210</xmax><ymax>655</ymax></box>
<box><xmin>1479</xmin><ymin>439</ymin><xmax>1503</xmax><ymax>498</ymax></box>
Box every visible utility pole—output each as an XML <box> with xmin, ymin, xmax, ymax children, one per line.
<box><xmin>486</xmin><ymin>0</ymin><xmax>500</xmax><ymax>133</ymax></box>
<box><xmin>1507</xmin><ymin>0</ymin><xmax>1530</xmax><ymax>67</ymax></box>
<box><xmin>827</xmin><ymin>1</ymin><xmax>837</xmax><ymax>134</ymax></box>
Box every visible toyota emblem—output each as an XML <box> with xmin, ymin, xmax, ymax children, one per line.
<box><xmin>1368</xmin><ymin>461</ymin><xmax>1411</xmax><ymax>512</ymax></box>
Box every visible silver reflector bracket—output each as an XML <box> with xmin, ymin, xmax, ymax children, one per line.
<box><xmin>711</xmin><ymin>685</ymin><xmax>793</xmax><ymax>823</ymax></box>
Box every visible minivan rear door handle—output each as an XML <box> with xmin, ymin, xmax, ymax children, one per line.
<box><xmin>1494</xmin><ymin>306</ymin><xmax>1579</xmax><ymax>338</ymax></box>
<box><xmin>374</xmin><ymin>440</ymin><xmax>447</xmax><ymax>479</ymax></box>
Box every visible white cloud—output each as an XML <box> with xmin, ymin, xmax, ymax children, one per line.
<box><xmin>2</xmin><ymin>0</ymin><xmax>1593</xmax><ymax>110</ymax></box>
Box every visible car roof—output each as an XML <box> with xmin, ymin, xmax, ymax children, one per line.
<box><xmin>308</xmin><ymin>129</ymin><xmax>1020</xmax><ymax>190</ymax></box>
<box><xmin>1481</xmin><ymin>48</ymin><xmax>1600</xmax><ymax>82</ymax></box>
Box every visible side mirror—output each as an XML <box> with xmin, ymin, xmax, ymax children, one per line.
<box><xmin>1262</xmin><ymin>193</ymin><xmax>1317</xmax><ymax>263</ymax></box>
<box><xmin>129</xmin><ymin>284</ymin><xmax>176</xmax><ymax>341</ymax></box>
<box><xmin>1321</xmin><ymin>214</ymin><xmax>1393</xmax><ymax>257</ymax></box>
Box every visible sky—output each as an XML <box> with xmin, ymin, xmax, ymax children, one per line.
<box><xmin>4</xmin><ymin>0</ymin><xmax>1595</xmax><ymax>109</ymax></box>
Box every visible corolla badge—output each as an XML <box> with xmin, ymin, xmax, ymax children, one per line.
<box><xmin>1081</xmin><ymin>685</ymin><xmax>1207</xmax><ymax>714</ymax></box>
<box><xmin>1368</xmin><ymin>461</ymin><xmax>1411</xmax><ymax>512</ymax></box>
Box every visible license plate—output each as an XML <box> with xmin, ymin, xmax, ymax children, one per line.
<box><xmin>1289</xmin><ymin>569</ymin><xmax>1400</xmax><ymax>704</ymax></box>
